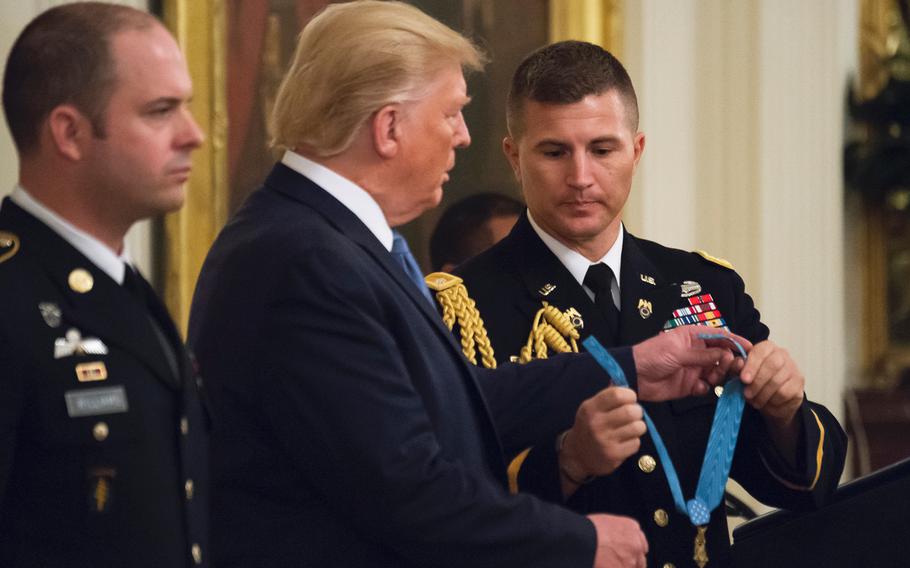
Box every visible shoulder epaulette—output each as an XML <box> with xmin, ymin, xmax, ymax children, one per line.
<box><xmin>0</xmin><ymin>231</ymin><xmax>20</xmax><ymax>264</ymax></box>
<box><xmin>425</xmin><ymin>272</ymin><xmax>497</xmax><ymax>369</ymax></box>
<box><xmin>694</xmin><ymin>249</ymin><xmax>733</xmax><ymax>270</ymax></box>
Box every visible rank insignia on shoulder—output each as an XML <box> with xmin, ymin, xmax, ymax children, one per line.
<box><xmin>694</xmin><ymin>250</ymin><xmax>734</xmax><ymax>270</ymax></box>
<box><xmin>640</xmin><ymin>274</ymin><xmax>656</xmax><ymax>286</ymax></box>
<box><xmin>39</xmin><ymin>302</ymin><xmax>63</xmax><ymax>328</ymax></box>
<box><xmin>0</xmin><ymin>231</ymin><xmax>20</xmax><ymax>264</ymax></box>
<box><xmin>637</xmin><ymin>299</ymin><xmax>653</xmax><ymax>319</ymax></box>
<box><xmin>424</xmin><ymin>271</ymin><xmax>462</xmax><ymax>292</ymax></box>
<box><xmin>538</xmin><ymin>283</ymin><xmax>556</xmax><ymax>296</ymax></box>
<box><xmin>680</xmin><ymin>280</ymin><xmax>702</xmax><ymax>298</ymax></box>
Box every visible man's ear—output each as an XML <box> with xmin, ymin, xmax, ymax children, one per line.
<box><xmin>371</xmin><ymin>103</ymin><xmax>401</xmax><ymax>159</ymax></box>
<box><xmin>502</xmin><ymin>136</ymin><xmax>521</xmax><ymax>182</ymax></box>
<box><xmin>46</xmin><ymin>104</ymin><xmax>90</xmax><ymax>161</ymax></box>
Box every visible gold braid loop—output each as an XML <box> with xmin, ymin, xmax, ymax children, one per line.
<box><xmin>426</xmin><ymin>272</ymin><xmax>497</xmax><ymax>369</ymax></box>
<box><xmin>520</xmin><ymin>302</ymin><xmax>581</xmax><ymax>363</ymax></box>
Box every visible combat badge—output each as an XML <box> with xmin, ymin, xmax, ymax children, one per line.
<box><xmin>637</xmin><ymin>299</ymin><xmax>653</xmax><ymax>319</ymax></box>
<box><xmin>0</xmin><ymin>231</ymin><xmax>19</xmax><ymax>264</ymax></box>
<box><xmin>55</xmin><ymin>328</ymin><xmax>109</xmax><ymax>359</ymax></box>
<box><xmin>680</xmin><ymin>280</ymin><xmax>702</xmax><ymax>298</ymax></box>
<box><xmin>39</xmin><ymin>302</ymin><xmax>62</xmax><ymax>328</ymax></box>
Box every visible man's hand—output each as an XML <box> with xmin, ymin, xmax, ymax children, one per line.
<box><xmin>632</xmin><ymin>326</ymin><xmax>752</xmax><ymax>402</ymax></box>
<box><xmin>588</xmin><ymin>514</ymin><xmax>648</xmax><ymax>568</ymax></box>
<box><xmin>559</xmin><ymin>387</ymin><xmax>645</xmax><ymax>496</ymax></box>
<box><xmin>739</xmin><ymin>339</ymin><xmax>805</xmax><ymax>462</ymax></box>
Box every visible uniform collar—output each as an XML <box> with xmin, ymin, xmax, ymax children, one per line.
<box><xmin>8</xmin><ymin>185</ymin><xmax>130</xmax><ymax>284</ymax></box>
<box><xmin>281</xmin><ymin>150</ymin><xmax>393</xmax><ymax>251</ymax></box>
<box><xmin>526</xmin><ymin>210</ymin><xmax>623</xmax><ymax>307</ymax></box>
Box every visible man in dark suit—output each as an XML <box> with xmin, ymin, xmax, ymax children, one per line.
<box><xmin>0</xmin><ymin>4</ymin><xmax>209</xmax><ymax>567</ymax></box>
<box><xmin>188</xmin><ymin>3</ymin><xmax>751</xmax><ymax>567</ymax></box>
<box><xmin>453</xmin><ymin>41</ymin><xmax>847</xmax><ymax>567</ymax></box>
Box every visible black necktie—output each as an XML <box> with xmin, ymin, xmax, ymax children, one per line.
<box><xmin>583</xmin><ymin>263</ymin><xmax>620</xmax><ymax>343</ymax></box>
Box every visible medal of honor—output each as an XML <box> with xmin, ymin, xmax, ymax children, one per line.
<box><xmin>582</xmin><ymin>334</ymin><xmax>748</xmax><ymax>568</ymax></box>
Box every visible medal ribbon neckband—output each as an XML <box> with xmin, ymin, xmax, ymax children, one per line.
<box><xmin>582</xmin><ymin>333</ymin><xmax>748</xmax><ymax>568</ymax></box>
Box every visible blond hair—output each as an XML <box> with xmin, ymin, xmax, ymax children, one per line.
<box><xmin>270</xmin><ymin>0</ymin><xmax>485</xmax><ymax>156</ymax></box>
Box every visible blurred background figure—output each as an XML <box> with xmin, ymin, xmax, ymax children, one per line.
<box><xmin>430</xmin><ymin>192</ymin><xmax>523</xmax><ymax>272</ymax></box>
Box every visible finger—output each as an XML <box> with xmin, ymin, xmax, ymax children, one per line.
<box><xmin>739</xmin><ymin>341</ymin><xmax>779</xmax><ymax>383</ymax></box>
<box><xmin>594</xmin><ymin>386</ymin><xmax>638</xmax><ymax>411</ymax></box>
<box><xmin>677</xmin><ymin>346</ymin><xmax>737</xmax><ymax>369</ymax></box>
<box><xmin>609</xmin><ymin>419</ymin><xmax>648</xmax><ymax>442</ymax></box>
<box><xmin>603</xmin><ymin>402</ymin><xmax>644</xmax><ymax>428</ymax></box>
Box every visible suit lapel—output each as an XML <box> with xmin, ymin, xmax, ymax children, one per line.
<box><xmin>263</xmin><ymin>164</ymin><xmax>472</xmax><ymax>363</ymax></box>
<box><xmin>619</xmin><ymin>232</ymin><xmax>679</xmax><ymax>344</ymax></box>
<box><xmin>500</xmin><ymin>215</ymin><xmax>616</xmax><ymax>344</ymax></box>
<box><xmin>2</xmin><ymin>200</ymin><xmax>180</xmax><ymax>388</ymax></box>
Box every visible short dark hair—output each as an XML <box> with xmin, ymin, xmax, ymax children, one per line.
<box><xmin>2</xmin><ymin>2</ymin><xmax>156</xmax><ymax>155</ymax></box>
<box><xmin>506</xmin><ymin>40</ymin><xmax>639</xmax><ymax>137</ymax></box>
<box><xmin>430</xmin><ymin>192</ymin><xmax>524</xmax><ymax>271</ymax></box>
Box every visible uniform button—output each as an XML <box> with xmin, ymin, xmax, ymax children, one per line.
<box><xmin>185</xmin><ymin>479</ymin><xmax>194</xmax><ymax>500</ymax></box>
<box><xmin>93</xmin><ymin>422</ymin><xmax>109</xmax><ymax>442</ymax></box>
<box><xmin>180</xmin><ymin>417</ymin><xmax>189</xmax><ymax>435</ymax></box>
<box><xmin>191</xmin><ymin>543</ymin><xmax>202</xmax><ymax>565</ymax></box>
<box><xmin>638</xmin><ymin>454</ymin><xmax>657</xmax><ymax>473</ymax></box>
<box><xmin>653</xmin><ymin>508</ymin><xmax>669</xmax><ymax>527</ymax></box>
<box><xmin>714</xmin><ymin>385</ymin><xmax>725</xmax><ymax>397</ymax></box>
<box><xmin>663</xmin><ymin>563</ymin><xmax>676</xmax><ymax>568</ymax></box>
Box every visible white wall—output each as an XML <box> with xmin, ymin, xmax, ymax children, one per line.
<box><xmin>0</xmin><ymin>0</ymin><xmax>153</xmax><ymax>276</ymax></box>
<box><xmin>624</xmin><ymin>0</ymin><xmax>857</xmax><ymax>423</ymax></box>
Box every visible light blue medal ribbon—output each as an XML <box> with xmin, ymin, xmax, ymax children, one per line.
<box><xmin>582</xmin><ymin>333</ymin><xmax>747</xmax><ymax>567</ymax></box>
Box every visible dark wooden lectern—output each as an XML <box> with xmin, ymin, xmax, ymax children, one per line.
<box><xmin>731</xmin><ymin>457</ymin><xmax>910</xmax><ymax>567</ymax></box>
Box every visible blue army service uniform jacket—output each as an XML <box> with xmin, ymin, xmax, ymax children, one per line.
<box><xmin>188</xmin><ymin>163</ymin><xmax>645</xmax><ymax>568</ymax></box>
<box><xmin>455</xmin><ymin>213</ymin><xmax>847</xmax><ymax>568</ymax></box>
<box><xmin>0</xmin><ymin>199</ymin><xmax>209</xmax><ymax>568</ymax></box>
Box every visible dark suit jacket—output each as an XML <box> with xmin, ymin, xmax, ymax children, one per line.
<box><xmin>455</xmin><ymin>214</ymin><xmax>847</xmax><ymax>568</ymax></box>
<box><xmin>0</xmin><ymin>199</ymin><xmax>209</xmax><ymax>568</ymax></box>
<box><xmin>188</xmin><ymin>163</ymin><xmax>643</xmax><ymax>567</ymax></box>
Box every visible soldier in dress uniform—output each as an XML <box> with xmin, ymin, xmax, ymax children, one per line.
<box><xmin>441</xmin><ymin>41</ymin><xmax>848</xmax><ymax>567</ymax></box>
<box><xmin>0</xmin><ymin>4</ymin><xmax>209</xmax><ymax>567</ymax></box>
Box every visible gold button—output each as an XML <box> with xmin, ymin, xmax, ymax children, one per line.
<box><xmin>92</xmin><ymin>422</ymin><xmax>109</xmax><ymax>442</ymax></box>
<box><xmin>638</xmin><ymin>454</ymin><xmax>657</xmax><ymax>473</ymax></box>
<box><xmin>185</xmin><ymin>479</ymin><xmax>194</xmax><ymax>500</ymax></box>
<box><xmin>653</xmin><ymin>508</ymin><xmax>669</xmax><ymax>527</ymax></box>
<box><xmin>191</xmin><ymin>543</ymin><xmax>202</xmax><ymax>565</ymax></box>
<box><xmin>68</xmin><ymin>268</ymin><xmax>94</xmax><ymax>293</ymax></box>
<box><xmin>663</xmin><ymin>564</ymin><xmax>676</xmax><ymax>568</ymax></box>
<box><xmin>714</xmin><ymin>385</ymin><xmax>725</xmax><ymax>397</ymax></box>
<box><xmin>180</xmin><ymin>417</ymin><xmax>189</xmax><ymax>435</ymax></box>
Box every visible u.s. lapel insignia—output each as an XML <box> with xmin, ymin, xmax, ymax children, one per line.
<box><xmin>68</xmin><ymin>268</ymin><xmax>94</xmax><ymax>293</ymax></box>
<box><xmin>538</xmin><ymin>283</ymin><xmax>556</xmax><ymax>296</ymax></box>
<box><xmin>0</xmin><ymin>231</ymin><xmax>20</xmax><ymax>264</ymax></box>
<box><xmin>55</xmin><ymin>328</ymin><xmax>109</xmax><ymax>359</ymax></box>
<box><xmin>640</xmin><ymin>274</ymin><xmax>656</xmax><ymax>286</ymax></box>
<box><xmin>637</xmin><ymin>299</ymin><xmax>653</xmax><ymax>319</ymax></box>
<box><xmin>39</xmin><ymin>302</ymin><xmax>63</xmax><ymax>328</ymax></box>
<box><xmin>680</xmin><ymin>280</ymin><xmax>702</xmax><ymax>298</ymax></box>
<box><xmin>565</xmin><ymin>307</ymin><xmax>584</xmax><ymax>329</ymax></box>
<box><xmin>75</xmin><ymin>361</ymin><xmax>108</xmax><ymax>382</ymax></box>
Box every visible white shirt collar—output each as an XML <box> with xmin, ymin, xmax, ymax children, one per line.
<box><xmin>8</xmin><ymin>185</ymin><xmax>131</xmax><ymax>284</ymax></box>
<box><xmin>527</xmin><ymin>210</ymin><xmax>623</xmax><ymax>307</ymax></box>
<box><xmin>281</xmin><ymin>150</ymin><xmax>394</xmax><ymax>252</ymax></box>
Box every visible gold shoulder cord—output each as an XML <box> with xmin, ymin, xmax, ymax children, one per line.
<box><xmin>426</xmin><ymin>272</ymin><xmax>581</xmax><ymax>368</ymax></box>
<box><xmin>425</xmin><ymin>272</ymin><xmax>497</xmax><ymax>369</ymax></box>
<box><xmin>518</xmin><ymin>302</ymin><xmax>580</xmax><ymax>363</ymax></box>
